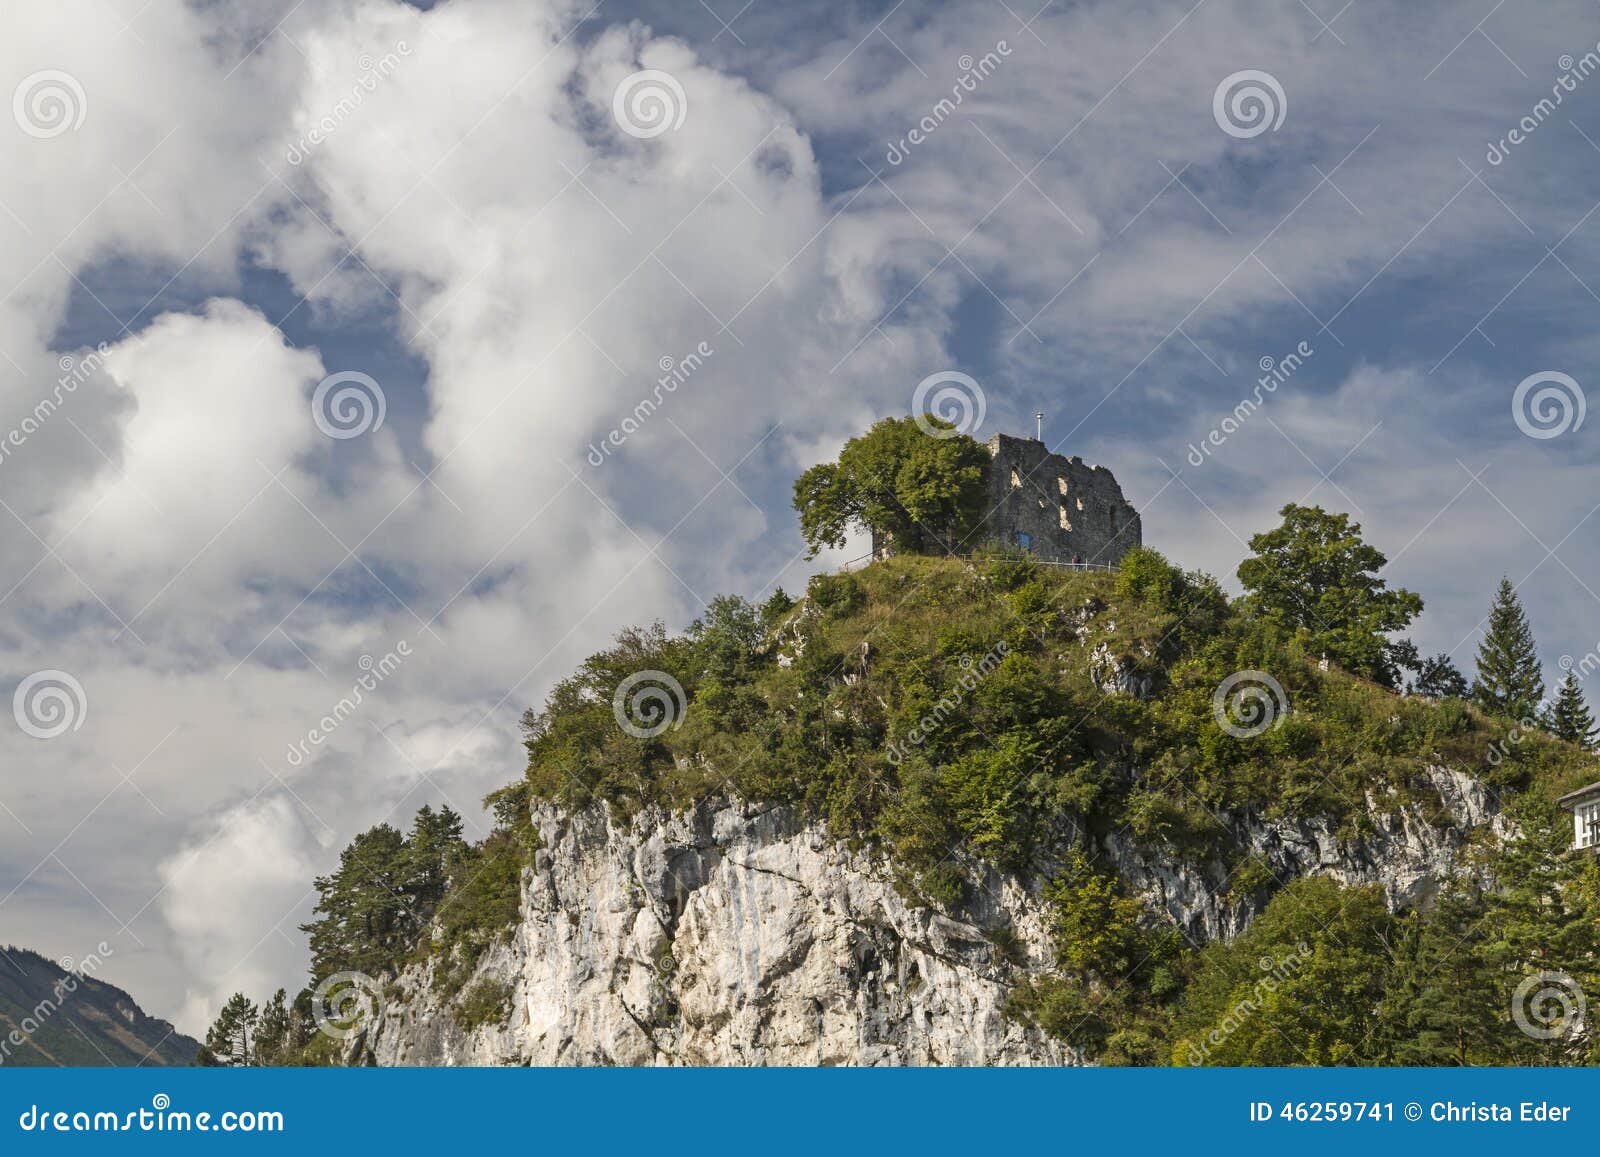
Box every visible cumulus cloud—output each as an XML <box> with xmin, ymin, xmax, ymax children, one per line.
<box><xmin>5</xmin><ymin>0</ymin><xmax>1600</xmax><ymax>1033</ymax></box>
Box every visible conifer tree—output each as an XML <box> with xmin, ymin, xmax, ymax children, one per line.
<box><xmin>252</xmin><ymin>989</ymin><xmax>291</xmax><ymax>1065</ymax></box>
<box><xmin>202</xmin><ymin>993</ymin><xmax>258</xmax><ymax>1067</ymax></box>
<box><xmin>1546</xmin><ymin>671</ymin><xmax>1597</xmax><ymax>748</ymax></box>
<box><xmin>1482</xmin><ymin>798</ymin><xmax>1600</xmax><ymax>1063</ymax></box>
<box><xmin>1379</xmin><ymin>880</ymin><xmax>1499</xmax><ymax>1065</ymax></box>
<box><xmin>1473</xmin><ymin>578</ymin><xmax>1544</xmax><ymax>720</ymax></box>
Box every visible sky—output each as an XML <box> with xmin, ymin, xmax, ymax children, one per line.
<box><xmin>5</xmin><ymin>0</ymin><xmax>1600</xmax><ymax>1037</ymax></box>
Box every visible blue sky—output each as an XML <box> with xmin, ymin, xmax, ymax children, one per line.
<box><xmin>6</xmin><ymin>0</ymin><xmax>1600</xmax><ymax>1030</ymax></box>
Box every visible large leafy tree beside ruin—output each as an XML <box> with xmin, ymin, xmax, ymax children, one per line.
<box><xmin>792</xmin><ymin>416</ymin><xmax>990</xmax><ymax>558</ymax></box>
<box><xmin>1236</xmin><ymin>504</ymin><xmax>1422</xmax><ymax>687</ymax></box>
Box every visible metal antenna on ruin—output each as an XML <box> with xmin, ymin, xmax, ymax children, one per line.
<box><xmin>1034</xmin><ymin>411</ymin><xmax>1044</xmax><ymax>441</ymax></box>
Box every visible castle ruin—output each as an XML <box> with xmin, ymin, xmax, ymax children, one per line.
<box><xmin>871</xmin><ymin>433</ymin><xmax>1142</xmax><ymax>566</ymax></box>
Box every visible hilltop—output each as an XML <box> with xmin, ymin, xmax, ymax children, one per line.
<box><xmin>215</xmin><ymin>539</ymin><xmax>1600</xmax><ymax>1065</ymax></box>
<box><xmin>199</xmin><ymin>422</ymin><xmax>1600</xmax><ymax>1065</ymax></box>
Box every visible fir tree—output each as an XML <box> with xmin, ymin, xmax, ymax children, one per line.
<box><xmin>1379</xmin><ymin>880</ymin><xmax>1499</xmax><ymax>1065</ymax></box>
<box><xmin>1473</xmin><ymin>578</ymin><xmax>1544</xmax><ymax>720</ymax></box>
<box><xmin>252</xmin><ymin>989</ymin><xmax>291</xmax><ymax>1066</ymax></box>
<box><xmin>1412</xmin><ymin>653</ymin><xmax>1469</xmax><ymax>699</ymax></box>
<box><xmin>202</xmin><ymin>993</ymin><xmax>258</xmax><ymax>1067</ymax></box>
<box><xmin>1482</xmin><ymin>798</ymin><xmax>1600</xmax><ymax>1063</ymax></box>
<box><xmin>1546</xmin><ymin>671</ymin><xmax>1597</xmax><ymax>748</ymax></box>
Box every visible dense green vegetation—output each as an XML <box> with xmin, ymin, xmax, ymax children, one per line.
<box><xmin>204</xmin><ymin>447</ymin><xmax>1600</xmax><ymax>1065</ymax></box>
<box><xmin>199</xmin><ymin>800</ymin><xmax>534</xmax><ymax>1065</ymax></box>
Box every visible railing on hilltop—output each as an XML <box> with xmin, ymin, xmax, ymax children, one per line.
<box><xmin>834</xmin><ymin>552</ymin><xmax>1119</xmax><ymax>574</ymax></box>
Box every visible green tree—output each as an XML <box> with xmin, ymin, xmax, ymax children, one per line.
<box><xmin>301</xmin><ymin>823</ymin><xmax>415</xmax><ymax>980</ymax></box>
<box><xmin>252</xmin><ymin>988</ymin><xmax>292</xmax><ymax>1066</ymax></box>
<box><xmin>792</xmin><ymin>416</ymin><xmax>990</xmax><ymax>558</ymax></box>
<box><xmin>1377</xmin><ymin>880</ymin><xmax>1500</xmax><ymax>1064</ymax></box>
<box><xmin>1546</xmin><ymin>671</ymin><xmax>1596</xmax><ymax>748</ymax></box>
<box><xmin>1172</xmin><ymin>876</ymin><xmax>1396</xmax><ymax>1065</ymax></box>
<box><xmin>1412</xmin><ymin>652</ymin><xmax>1469</xmax><ymax>699</ymax></box>
<box><xmin>1236</xmin><ymin>504</ymin><xmax>1422</xmax><ymax>687</ymax></box>
<box><xmin>202</xmin><ymin>993</ymin><xmax>258</xmax><ymax>1067</ymax></box>
<box><xmin>1473</xmin><ymin>578</ymin><xmax>1544</xmax><ymax>720</ymax></box>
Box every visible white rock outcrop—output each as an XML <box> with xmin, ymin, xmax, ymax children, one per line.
<box><xmin>365</xmin><ymin>765</ymin><xmax>1506</xmax><ymax>1066</ymax></box>
<box><xmin>368</xmin><ymin>799</ymin><xmax>1075</xmax><ymax>1066</ymax></box>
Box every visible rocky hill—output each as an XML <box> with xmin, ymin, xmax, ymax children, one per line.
<box><xmin>0</xmin><ymin>946</ymin><xmax>198</xmax><ymax>1067</ymax></box>
<box><xmin>216</xmin><ymin>539</ymin><xmax>1600</xmax><ymax>1066</ymax></box>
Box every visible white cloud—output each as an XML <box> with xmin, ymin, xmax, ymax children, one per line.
<box><xmin>7</xmin><ymin>0</ymin><xmax>1600</xmax><ymax>1038</ymax></box>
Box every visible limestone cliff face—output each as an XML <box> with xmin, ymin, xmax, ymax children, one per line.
<box><xmin>365</xmin><ymin>799</ymin><xmax>1075</xmax><ymax>1066</ymax></box>
<box><xmin>362</xmin><ymin>767</ymin><xmax>1505</xmax><ymax>1067</ymax></box>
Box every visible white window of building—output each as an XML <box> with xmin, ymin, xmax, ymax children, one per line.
<box><xmin>1577</xmin><ymin>801</ymin><xmax>1600</xmax><ymax>850</ymax></box>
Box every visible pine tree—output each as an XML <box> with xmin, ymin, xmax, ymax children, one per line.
<box><xmin>203</xmin><ymin>993</ymin><xmax>258</xmax><ymax>1067</ymax></box>
<box><xmin>252</xmin><ymin>989</ymin><xmax>291</xmax><ymax>1065</ymax></box>
<box><xmin>1473</xmin><ymin>578</ymin><xmax>1544</xmax><ymax>720</ymax></box>
<box><xmin>1482</xmin><ymin>798</ymin><xmax>1600</xmax><ymax>1063</ymax></box>
<box><xmin>1546</xmin><ymin>671</ymin><xmax>1597</xmax><ymax>747</ymax></box>
<box><xmin>1379</xmin><ymin>880</ymin><xmax>1499</xmax><ymax>1064</ymax></box>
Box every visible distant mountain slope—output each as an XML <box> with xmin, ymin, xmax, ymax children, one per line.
<box><xmin>0</xmin><ymin>946</ymin><xmax>198</xmax><ymax>1067</ymax></box>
